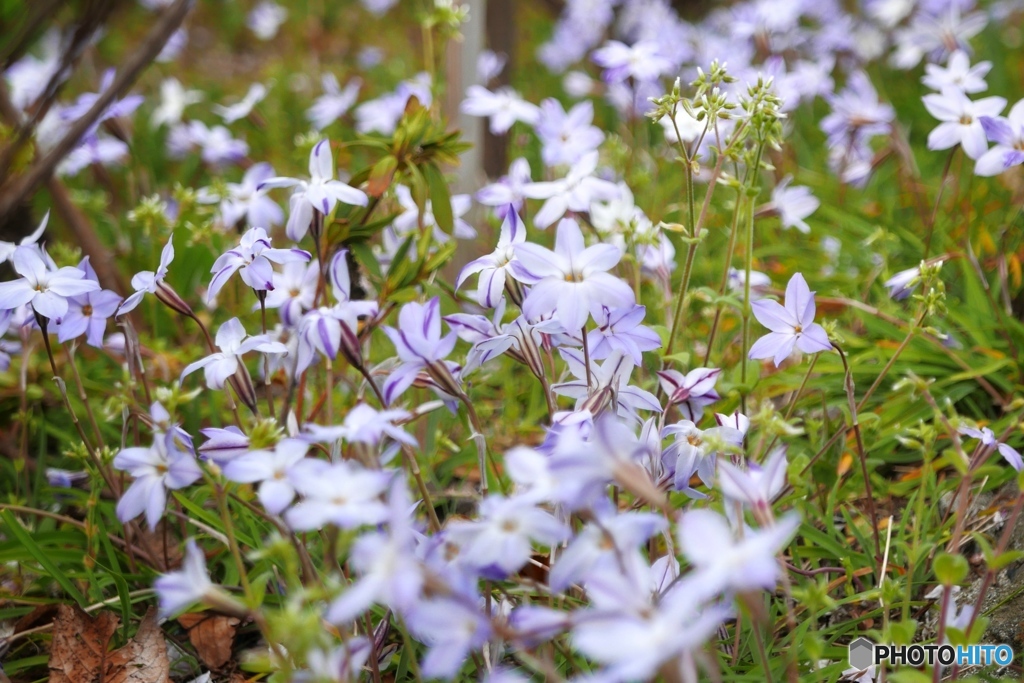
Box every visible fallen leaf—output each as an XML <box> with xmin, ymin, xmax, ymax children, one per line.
<box><xmin>178</xmin><ymin>612</ymin><xmax>240</xmax><ymax>670</ymax></box>
<box><xmin>103</xmin><ymin>607</ymin><xmax>171</xmax><ymax>683</ymax></box>
<box><xmin>133</xmin><ymin>522</ymin><xmax>183</xmax><ymax>571</ymax></box>
<box><xmin>48</xmin><ymin>604</ymin><xmax>119</xmax><ymax>683</ymax></box>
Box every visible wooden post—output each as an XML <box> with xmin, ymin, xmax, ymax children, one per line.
<box><xmin>483</xmin><ymin>0</ymin><xmax>514</xmax><ymax>178</ymax></box>
<box><xmin>447</xmin><ymin>0</ymin><xmax>486</xmax><ymax>195</ymax></box>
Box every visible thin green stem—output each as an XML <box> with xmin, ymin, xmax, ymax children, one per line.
<box><xmin>740</xmin><ymin>139</ymin><xmax>768</xmax><ymax>406</ymax></box>
<box><xmin>762</xmin><ymin>353</ymin><xmax>819</xmax><ymax>458</ymax></box>
<box><xmin>209</xmin><ymin>477</ymin><xmax>255</xmax><ymax>606</ymax></box>
<box><xmin>856</xmin><ymin>310</ymin><xmax>926</xmax><ymax>413</ymax></box>
<box><xmin>259</xmin><ymin>293</ymin><xmax>275</xmax><ymax>421</ymax></box>
<box><xmin>64</xmin><ymin>342</ymin><xmax>104</xmax><ymax>446</ymax></box>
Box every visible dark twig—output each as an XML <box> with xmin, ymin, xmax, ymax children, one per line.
<box><xmin>0</xmin><ymin>0</ymin><xmax>194</xmax><ymax>220</ymax></box>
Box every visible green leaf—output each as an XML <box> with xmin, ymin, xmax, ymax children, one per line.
<box><xmin>423</xmin><ymin>163</ymin><xmax>454</xmax><ymax>235</ymax></box>
<box><xmin>96</xmin><ymin>560</ymin><xmax>133</xmax><ymax>640</ymax></box>
<box><xmin>933</xmin><ymin>552</ymin><xmax>969</xmax><ymax>586</ymax></box>
<box><xmin>349</xmin><ymin>240</ymin><xmax>381</xmax><ymax>280</ymax></box>
<box><xmin>0</xmin><ymin>509</ymin><xmax>88</xmax><ymax>607</ymax></box>
<box><xmin>366</xmin><ymin>154</ymin><xmax>399</xmax><ymax>197</ymax></box>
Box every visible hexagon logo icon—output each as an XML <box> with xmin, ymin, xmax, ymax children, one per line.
<box><xmin>849</xmin><ymin>637</ymin><xmax>874</xmax><ymax>670</ymax></box>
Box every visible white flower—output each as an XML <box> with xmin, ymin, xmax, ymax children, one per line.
<box><xmin>523</xmin><ymin>151</ymin><xmax>620</xmax><ymax>229</ymax></box>
<box><xmin>922</xmin><ymin>50</ymin><xmax>990</xmax><ymax>94</ymax></box>
<box><xmin>512</xmin><ymin>217</ymin><xmax>634</xmax><ymax>332</ymax></box>
<box><xmin>0</xmin><ymin>211</ymin><xmax>48</xmax><ymax>263</ymax></box>
<box><xmin>223</xmin><ymin>438</ymin><xmax>308</xmax><ymax>514</ymax></box>
<box><xmin>213</xmin><ymin>83</ymin><xmax>267</xmax><ymax>123</ymax></box>
<box><xmin>113</xmin><ymin>433</ymin><xmax>202</xmax><ymax>528</ymax></box>
<box><xmin>302</xmin><ymin>403</ymin><xmax>416</xmax><ymax>447</ymax></box>
<box><xmin>261</xmin><ymin>139</ymin><xmax>369</xmax><ymax>241</ymax></box>
<box><xmin>922</xmin><ymin>87</ymin><xmax>1005</xmax><ymax>160</ymax></box>
<box><xmin>0</xmin><ymin>245</ymin><xmax>98</xmax><ymax>321</ymax></box>
<box><xmin>153</xmin><ymin>539</ymin><xmax>213</xmax><ymax>617</ymax></box>
<box><xmin>306</xmin><ymin>74</ymin><xmax>361</xmax><ymax>130</ymax></box>
<box><xmin>151</xmin><ymin>78</ymin><xmax>202</xmax><ymax>127</ymax></box>
<box><xmin>117</xmin><ymin>235</ymin><xmax>174</xmax><ymax>315</ymax></box>
<box><xmin>180</xmin><ymin>317</ymin><xmax>288</xmax><ymax>389</ymax></box>
<box><xmin>770</xmin><ymin>176</ymin><xmax>820</xmax><ymax>233</ymax></box>
<box><xmin>247</xmin><ymin>1</ymin><xmax>287</xmax><ymax>40</ymax></box>
<box><xmin>659</xmin><ymin>106</ymin><xmax>703</xmax><ymax>144</ymax></box>
<box><xmin>460</xmin><ymin>85</ymin><xmax>540</xmax><ymax>135</ymax></box>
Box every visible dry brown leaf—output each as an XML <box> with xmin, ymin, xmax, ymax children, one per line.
<box><xmin>47</xmin><ymin>604</ymin><xmax>119</xmax><ymax>683</ymax></box>
<box><xmin>178</xmin><ymin>612</ymin><xmax>240</xmax><ymax>670</ymax></box>
<box><xmin>132</xmin><ymin>522</ymin><xmax>183</xmax><ymax>571</ymax></box>
<box><xmin>103</xmin><ymin>607</ymin><xmax>171</xmax><ymax>683</ymax></box>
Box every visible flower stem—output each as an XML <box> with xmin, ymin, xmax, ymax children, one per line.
<box><xmin>856</xmin><ymin>310</ymin><xmax>926</xmax><ymax>413</ymax></box>
<box><xmin>580</xmin><ymin>327</ymin><xmax>593</xmax><ymax>391</ymax></box>
<box><xmin>36</xmin><ymin>313</ymin><xmax>117</xmax><ymax>494</ymax></box>
<box><xmin>64</xmin><ymin>342</ymin><xmax>104</xmax><ymax>445</ymax></box>
<box><xmin>258</xmin><ymin>291</ymin><xmax>275</xmax><ymax>421</ymax></box>
<box><xmin>357</xmin><ymin>364</ymin><xmax>442</xmax><ymax>532</ymax></box>
<box><xmin>210</xmin><ymin>477</ymin><xmax>255</xmax><ymax>606</ymax></box>
<box><xmin>834</xmin><ymin>343</ymin><xmax>881</xmax><ymax>560</ymax></box>
<box><xmin>740</xmin><ymin>139</ymin><xmax>767</xmax><ymax>406</ymax></box>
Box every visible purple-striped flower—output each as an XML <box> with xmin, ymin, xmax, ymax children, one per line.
<box><xmin>512</xmin><ymin>218</ymin><xmax>634</xmax><ymax>333</ymax></box>
<box><xmin>475</xmin><ymin>157</ymin><xmax>532</xmax><ymax>219</ymax></box>
<box><xmin>662</xmin><ymin>419</ymin><xmax>744</xmax><ymax>495</ymax></box>
<box><xmin>206</xmin><ymin>227</ymin><xmax>310</xmax><ymax>304</ymax></box>
<box><xmin>294</xmin><ymin>250</ymin><xmax>377</xmax><ymax>373</ymax></box>
<box><xmin>456</xmin><ymin>211</ymin><xmax>526</xmax><ymax>308</ymax></box>
<box><xmin>261</xmin><ymin>139</ymin><xmax>369</xmax><ymax>241</ymax></box>
<box><xmin>587</xmin><ymin>304</ymin><xmax>661</xmax><ymax>364</ymax></box>
<box><xmin>552</xmin><ymin>349</ymin><xmax>661</xmax><ymax>422</ymax></box>
<box><xmin>656</xmin><ymin>367</ymin><xmax>721</xmax><ymax>423</ymax></box>
<box><xmin>717</xmin><ymin>447</ymin><xmax>789</xmax><ymax>511</ymax></box>
<box><xmin>263</xmin><ymin>258</ymin><xmax>318</xmax><ymax>327</ymax></box>
<box><xmin>446</xmin><ymin>307</ymin><xmax>545</xmax><ymax>378</ymax></box>
<box><xmin>748</xmin><ymin>273</ymin><xmax>832</xmax><ymax>367</ymax></box>
<box><xmin>976</xmin><ymin>100</ymin><xmax>1024</xmax><ymax>176</ymax></box>
<box><xmin>382</xmin><ymin>297</ymin><xmax>458</xmax><ymax>405</ymax></box>
<box><xmin>198</xmin><ymin>426</ymin><xmax>250</xmax><ymax>465</ymax></box>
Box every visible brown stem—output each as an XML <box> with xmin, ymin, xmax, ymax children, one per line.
<box><xmin>0</xmin><ymin>0</ymin><xmax>195</xmax><ymax>220</ymax></box>
<box><xmin>834</xmin><ymin>343</ymin><xmax>881</xmax><ymax>560</ymax></box>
